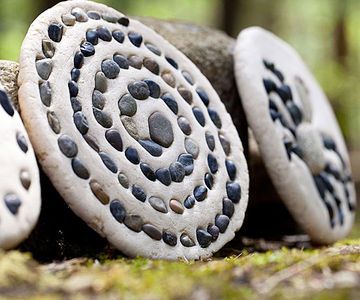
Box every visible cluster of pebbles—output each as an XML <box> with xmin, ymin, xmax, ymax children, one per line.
<box><xmin>0</xmin><ymin>1</ymin><xmax>356</xmax><ymax>258</ymax></box>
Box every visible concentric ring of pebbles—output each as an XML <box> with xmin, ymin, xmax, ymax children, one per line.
<box><xmin>0</xmin><ymin>83</ymin><xmax>41</xmax><ymax>249</ymax></box>
<box><xmin>234</xmin><ymin>27</ymin><xmax>356</xmax><ymax>244</ymax></box>
<box><xmin>18</xmin><ymin>0</ymin><xmax>248</xmax><ymax>259</ymax></box>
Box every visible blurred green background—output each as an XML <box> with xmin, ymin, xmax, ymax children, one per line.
<box><xmin>0</xmin><ymin>0</ymin><xmax>359</xmax><ymax>158</ymax></box>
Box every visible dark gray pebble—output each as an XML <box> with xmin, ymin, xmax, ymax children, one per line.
<box><xmin>73</xmin><ymin>111</ymin><xmax>89</xmax><ymax>134</ymax></box>
<box><xmin>139</xmin><ymin>139</ymin><xmax>163</xmax><ymax>157</ymax></box>
<box><xmin>128</xmin><ymin>81</ymin><xmax>150</xmax><ymax>100</ymax></box>
<box><xmin>125</xmin><ymin>147</ymin><xmax>140</xmax><ymax>164</ymax></box>
<box><xmin>155</xmin><ymin>168</ymin><xmax>171</xmax><ymax>186</ymax></box>
<box><xmin>58</xmin><ymin>134</ymin><xmax>77</xmax><ymax>157</ymax></box>
<box><xmin>169</xmin><ymin>162</ymin><xmax>185</xmax><ymax>182</ymax></box>
<box><xmin>142</xmin><ymin>224</ymin><xmax>162</xmax><ymax>240</ymax></box>
<box><xmin>194</xmin><ymin>186</ymin><xmax>207</xmax><ymax>201</ymax></box>
<box><xmin>110</xmin><ymin>200</ymin><xmax>126</xmax><ymax>223</ymax></box>
<box><xmin>196</xmin><ymin>229</ymin><xmax>212</xmax><ymax>248</ymax></box>
<box><xmin>71</xmin><ymin>157</ymin><xmax>90</xmax><ymax>179</ymax></box>
<box><xmin>132</xmin><ymin>184</ymin><xmax>147</xmax><ymax>202</ymax></box>
<box><xmin>105</xmin><ymin>129</ymin><xmax>123</xmax><ymax>151</ymax></box>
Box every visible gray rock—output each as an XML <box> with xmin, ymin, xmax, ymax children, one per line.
<box><xmin>148</xmin><ymin>112</ymin><xmax>174</xmax><ymax>147</ymax></box>
<box><xmin>0</xmin><ymin>61</ymin><xmax>19</xmax><ymax>111</ymax></box>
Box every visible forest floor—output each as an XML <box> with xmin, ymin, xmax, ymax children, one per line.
<box><xmin>1</xmin><ymin>215</ymin><xmax>359</xmax><ymax>300</ymax></box>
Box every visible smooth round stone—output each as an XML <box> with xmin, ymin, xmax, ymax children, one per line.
<box><xmin>90</xmin><ymin>180</ymin><xmax>109</xmax><ymax>204</ymax></box>
<box><xmin>92</xmin><ymin>90</ymin><xmax>106</xmax><ymax>110</ymax></box>
<box><xmin>165</xmin><ymin>56</ymin><xmax>178</xmax><ymax>69</ymax></box>
<box><xmin>149</xmin><ymin>112</ymin><xmax>174</xmax><ymax>148</ymax></box>
<box><xmin>118</xmin><ymin>17</ymin><xmax>130</xmax><ymax>26</ymax></box>
<box><xmin>177</xmin><ymin>117</ymin><xmax>191</xmax><ymax>135</ymax></box>
<box><xmin>105</xmin><ymin>129</ymin><xmax>123</xmax><ymax>151</ymax></box>
<box><xmin>155</xmin><ymin>168</ymin><xmax>171</xmax><ymax>186</ymax></box>
<box><xmin>184</xmin><ymin>196</ymin><xmax>195</xmax><ymax>209</ymax></box>
<box><xmin>101</xmin><ymin>59</ymin><xmax>120</xmax><ymax>79</ymax></box>
<box><xmin>169</xmin><ymin>162</ymin><xmax>185</xmax><ymax>182</ymax></box>
<box><xmin>118</xmin><ymin>94</ymin><xmax>137</xmax><ymax>116</ymax></box>
<box><xmin>84</xmin><ymin>135</ymin><xmax>99</xmax><ymax>152</ymax></box>
<box><xmin>286</xmin><ymin>102</ymin><xmax>303</xmax><ymax>126</ymax></box>
<box><xmin>68</xmin><ymin>80</ymin><xmax>79</xmax><ymax>97</ymax></box>
<box><xmin>161</xmin><ymin>71</ymin><xmax>176</xmax><ymax>88</ymax></box>
<box><xmin>143</xmin><ymin>58</ymin><xmax>159</xmax><ymax>74</ymax></box>
<box><xmin>196</xmin><ymin>229</ymin><xmax>212</xmax><ymax>248</ymax></box>
<box><xmin>36</xmin><ymin>59</ymin><xmax>53</xmax><ymax>80</ymax></box>
<box><xmin>4</xmin><ymin>194</ymin><xmax>22</xmax><ymax>215</ymax></box>
<box><xmin>128</xmin><ymin>81</ymin><xmax>150</xmax><ymax>100</ymax></box>
<box><xmin>118</xmin><ymin>173</ymin><xmax>129</xmax><ymax>188</ymax></box>
<box><xmin>16</xmin><ymin>133</ymin><xmax>28</xmax><ymax>153</ymax></box>
<box><xmin>145</xmin><ymin>43</ymin><xmax>161</xmax><ymax>56</ymax></box>
<box><xmin>169</xmin><ymin>199</ymin><xmax>184</xmax><ymax>214</ymax></box>
<box><xmin>161</xmin><ymin>93</ymin><xmax>178</xmax><ymax>114</ymax></box>
<box><xmin>0</xmin><ymin>90</ymin><xmax>14</xmax><ymax>116</ymax></box>
<box><xmin>73</xmin><ymin>111</ymin><xmax>89</xmax><ymax>135</ymax></box>
<box><xmin>144</xmin><ymin>80</ymin><xmax>160</xmax><ymax>98</ymax></box>
<box><xmin>128</xmin><ymin>31</ymin><xmax>143</xmax><ymax>47</ymax></box>
<box><xmin>62</xmin><ymin>14</ymin><xmax>76</xmax><ymax>26</ymax></box>
<box><xmin>139</xmin><ymin>139</ymin><xmax>163</xmax><ymax>157</ymax></box>
<box><xmin>149</xmin><ymin>196</ymin><xmax>167</xmax><ymax>213</ymax></box>
<box><xmin>204</xmin><ymin>173</ymin><xmax>214</xmax><ymax>189</ymax></box>
<box><xmin>47</xmin><ymin>111</ymin><xmax>61</xmax><ymax>134</ymax></box>
<box><xmin>86</xmin><ymin>29</ymin><xmax>98</xmax><ymax>45</ymax></box>
<box><xmin>178</xmin><ymin>86</ymin><xmax>192</xmax><ymax>104</ymax></box>
<box><xmin>71</xmin><ymin>68</ymin><xmax>80</xmax><ymax>82</ymax></box>
<box><xmin>132</xmin><ymin>184</ymin><xmax>147</xmax><ymax>202</ymax></box>
<box><xmin>97</xmin><ymin>27</ymin><xmax>112</xmax><ymax>41</ymax></box>
<box><xmin>58</xmin><ymin>135</ymin><xmax>77</xmax><ymax>157</ymax></box>
<box><xmin>80</xmin><ymin>42</ymin><xmax>95</xmax><ymax>57</ymax></box>
<box><xmin>185</xmin><ymin>138</ymin><xmax>199</xmax><ymax>158</ymax></box>
<box><xmin>48</xmin><ymin>23</ymin><xmax>63</xmax><ymax>42</ymax></box>
<box><xmin>207</xmin><ymin>154</ymin><xmax>218</xmax><ymax>174</ymax></box>
<box><xmin>196</xmin><ymin>88</ymin><xmax>209</xmax><ymax>106</ymax></box>
<box><xmin>208</xmin><ymin>108</ymin><xmax>222</xmax><ymax>128</ymax></box>
<box><xmin>99</xmin><ymin>152</ymin><xmax>118</xmax><ymax>173</ymax></box>
<box><xmin>140</xmin><ymin>163</ymin><xmax>156</xmax><ymax>181</ymax></box>
<box><xmin>113</xmin><ymin>30</ymin><xmax>125</xmax><ymax>43</ymax></box>
<box><xmin>87</xmin><ymin>11</ymin><xmax>101</xmax><ymax>20</ymax></box>
<box><xmin>20</xmin><ymin>170</ymin><xmax>32</xmax><ymax>190</ymax></box>
<box><xmin>163</xmin><ymin>231</ymin><xmax>177</xmax><ymax>246</ymax></box>
<box><xmin>219</xmin><ymin>134</ymin><xmax>231</xmax><ymax>155</ymax></box>
<box><xmin>205</xmin><ymin>132</ymin><xmax>215</xmax><ymax>151</ymax></box>
<box><xmin>128</xmin><ymin>55</ymin><xmax>143</xmax><ymax>69</ymax></box>
<box><xmin>215</xmin><ymin>214</ymin><xmax>230</xmax><ymax>233</ymax></box>
<box><xmin>182</xmin><ymin>70</ymin><xmax>194</xmax><ymax>85</ymax></box>
<box><xmin>142</xmin><ymin>224</ymin><xmax>162</xmax><ymax>240</ymax></box>
<box><xmin>124</xmin><ymin>215</ymin><xmax>143</xmax><ymax>232</ymax></box>
<box><xmin>177</xmin><ymin>153</ymin><xmax>194</xmax><ymax>175</ymax></box>
<box><xmin>225</xmin><ymin>160</ymin><xmax>237</xmax><ymax>180</ymax></box>
<box><xmin>71</xmin><ymin>7</ymin><xmax>88</xmax><ymax>22</ymax></box>
<box><xmin>71</xmin><ymin>158</ymin><xmax>90</xmax><ymax>179</ymax></box>
<box><xmin>222</xmin><ymin>198</ymin><xmax>234</xmax><ymax>218</ymax></box>
<box><xmin>95</xmin><ymin>72</ymin><xmax>107</xmax><ymax>92</ymax></box>
<box><xmin>194</xmin><ymin>186</ymin><xmax>207</xmax><ymax>202</ymax></box>
<box><xmin>74</xmin><ymin>52</ymin><xmax>84</xmax><ymax>68</ymax></box>
<box><xmin>125</xmin><ymin>147</ymin><xmax>140</xmax><ymax>164</ymax></box>
<box><xmin>180</xmin><ymin>234</ymin><xmax>195</xmax><ymax>247</ymax></box>
<box><xmin>226</xmin><ymin>182</ymin><xmax>241</xmax><ymax>203</ymax></box>
<box><xmin>192</xmin><ymin>107</ymin><xmax>205</xmax><ymax>126</ymax></box>
<box><xmin>39</xmin><ymin>81</ymin><xmax>52</xmax><ymax>107</ymax></box>
<box><xmin>121</xmin><ymin>116</ymin><xmax>139</xmax><ymax>139</ymax></box>
<box><xmin>114</xmin><ymin>54</ymin><xmax>129</xmax><ymax>69</ymax></box>
<box><xmin>93</xmin><ymin>108</ymin><xmax>113</xmax><ymax>128</ymax></box>
<box><xmin>42</xmin><ymin>40</ymin><xmax>55</xmax><ymax>58</ymax></box>
<box><xmin>207</xmin><ymin>225</ymin><xmax>220</xmax><ymax>241</ymax></box>
<box><xmin>110</xmin><ymin>200</ymin><xmax>126</xmax><ymax>223</ymax></box>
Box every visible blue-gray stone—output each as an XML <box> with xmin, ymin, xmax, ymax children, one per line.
<box><xmin>155</xmin><ymin>168</ymin><xmax>171</xmax><ymax>186</ymax></box>
<box><xmin>182</xmin><ymin>71</ymin><xmax>194</xmax><ymax>85</ymax></box>
<box><xmin>144</xmin><ymin>80</ymin><xmax>160</xmax><ymax>98</ymax></box>
<box><xmin>128</xmin><ymin>81</ymin><xmax>150</xmax><ymax>100</ymax></box>
<box><xmin>87</xmin><ymin>11</ymin><xmax>100</xmax><ymax>20</ymax></box>
<box><xmin>132</xmin><ymin>184</ymin><xmax>147</xmax><ymax>202</ymax></box>
<box><xmin>0</xmin><ymin>90</ymin><xmax>14</xmax><ymax>116</ymax></box>
<box><xmin>39</xmin><ymin>81</ymin><xmax>52</xmax><ymax>107</ymax></box>
<box><xmin>196</xmin><ymin>229</ymin><xmax>212</xmax><ymax>248</ymax></box>
<box><xmin>177</xmin><ymin>153</ymin><xmax>194</xmax><ymax>175</ymax></box>
<box><xmin>93</xmin><ymin>108</ymin><xmax>112</xmax><ymax>128</ymax></box>
<box><xmin>161</xmin><ymin>93</ymin><xmax>178</xmax><ymax>114</ymax></box>
<box><xmin>125</xmin><ymin>147</ymin><xmax>140</xmax><ymax>164</ymax></box>
<box><xmin>208</xmin><ymin>108</ymin><xmax>222</xmax><ymax>128</ymax></box>
<box><xmin>145</xmin><ymin>43</ymin><xmax>161</xmax><ymax>56</ymax></box>
<box><xmin>177</xmin><ymin>117</ymin><xmax>191</xmax><ymax>135</ymax></box>
<box><xmin>163</xmin><ymin>231</ymin><xmax>177</xmax><ymax>246</ymax></box>
<box><xmin>165</xmin><ymin>56</ymin><xmax>178</xmax><ymax>69</ymax></box>
<box><xmin>105</xmin><ymin>129</ymin><xmax>123</xmax><ymax>151</ymax></box>
<box><xmin>226</xmin><ymin>182</ymin><xmax>241</xmax><ymax>203</ymax></box>
<box><xmin>139</xmin><ymin>139</ymin><xmax>163</xmax><ymax>157</ymax></box>
<box><xmin>114</xmin><ymin>54</ymin><xmax>129</xmax><ymax>69</ymax></box>
<box><xmin>73</xmin><ymin>111</ymin><xmax>89</xmax><ymax>134</ymax></box>
<box><xmin>48</xmin><ymin>24</ymin><xmax>63</xmax><ymax>42</ymax></box>
<box><xmin>71</xmin><ymin>97</ymin><xmax>82</xmax><ymax>112</ymax></box>
<box><xmin>196</xmin><ymin>88</ymin><xmax>209</xmax><ymax>106</ymax></box>
<box><xmin>68</xmin><ymin>80</ymin><xmax>79</xmax><ymax>97</ymax></box>
<box><xmin>36</xmin><ymin>59</ymin><xmax>53</xmax><ymax>80</ymax></box>
<box><xmin>92</xmin><ymin>90</ymin><xmax>106</xmax><ymax>110</ymax></box>
<box><xmin>4</xmin><ymin>194</ymin><xmax>21</xmax><ymax>215</ymax></box>
<box><xmin>223</xmin><ymin>198</ymin><xmax>234</xmax><ymax>218</ymax></box>
<box><xmin>194</xmin><ymin>186</ymin><xmax>207</xmax><ymax>201</ymax></box>
<box><xmin>113</xmin><ymin>30</ymin><xmax>125</xmax><ymax>43</ymax></box>
<box><xmin>97</xmin><ymin>27</ymin><xmax>112</xmax><ymax>41</ymax></box>
<box><xmin>205</xmin><ymin>132</ymin><xmax>215</xmax><ymax>151</ymax></box>
<box><xmin>118</xmin><ymin>94</ymin><xmax>137</xmax><ymax>116</ymax></box>
<box><xmin>16</xmin><ymin>133</ymin><xmax>28</xmax><ymax>153</ymax></box>
<box><xmin>99</xmin><ymin>152</ymin><xmax>118</xmax><ymax>173</ymax></box>
<box><xmin>193</xmin><ymin>107</ymin><xmax>205</xmax><ymax>126</ymax></box>
<box><xmin>110</xmin><ymin>200</ymin><xmax>126</xmax><ymax>223</ymax></box>
<box><xmin>184</xmin><ymin>196</ymin><xmax>195</xmax><ymax>209</ymax></box>
<box><xmin>169</xmin><ymin>162</ymin><xmax>185</xmax><ymax>182</ymax></box>
<box><xmin>207</xmin><ymin>154</ymin><xmax>218</xmax><ymax>174</ymax></box>
<box><xmin>149</xmin><ymin>112</ymin><xmax>174</xmax><ymax>148</ymax></box>
<box><xmin>102</xmin><ymin>59</ymin><xmax>120</xmax><ymax>79</ymax></box>
<box><xmin>263</xmin><ymin>78</ymin><xmax>276</xmax><ymax>93</ymax></box>
<box><xmin>225</xmin><ymin>160</ymin><xmax>237</xmax><ymax>180</ymax></box>
<box><xmin>286</xmin><ymin>102</ymin><xmax>303</xmax><ymax>126</ymax></box>
<box><xmin>180</xmin><ymin>234</ymin><xmax>195</xmax><ymax>247</ymax></box>
<box><xmin>215</xmin><ymin>214</ymin><xmax>230</xmax><ymax>233</ymax></box>
<box><xmin>204</xmin><ymin>173</ymin><xmax>214</xmax><ymax>189</ymax></box>
<box><xmin>71</xmin><ymin>68</ymin><xmax>80</xmax><ymax>82</ymax></box>
<box><xmin>128</xmin><ymin>31</ymin><xmax>143</xmax><ymax>47</ymax></box>
<box><xmin>74</xmin><ymin>52</ymin><xmax>84</xmax><ymax>68</ymax></box>
<box><xmin>140</xmin><ymin>163</ymin><xmax>156</xmax><ymax>181</ymax></box>
<box><xmin>86</xmin><ymin>29</ymin><xmax>98</xmax><ymax>45</ymax></box>
<box><xmin>71</xmin><ymin>158</ymin><xmax>90</xmax><ymax>179</ymax></box>
<box><xmin>80</xmin><ymin>42</ymin><xmax>95</xmax><ymax>57</ymax></box>
<box><xmin>58</xmin><ymin>135</ymin><xmax>78</xmax><ymax>157</ymax></box>
<box><xmin>207</xmin><ymin>225</ymin><xmax>219</xmax><ymax>241</ymax></box>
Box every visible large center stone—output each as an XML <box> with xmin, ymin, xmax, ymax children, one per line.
<box><xmin>148</xmin><ymin>111</ymin><xmax>174</xmax><ymax>148</ymax></box>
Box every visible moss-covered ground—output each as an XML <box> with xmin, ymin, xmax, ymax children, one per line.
<box><xmin>1</xmin><ymin>216</ymin><xmax>359</xmax><ymax>300</ymax></box>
